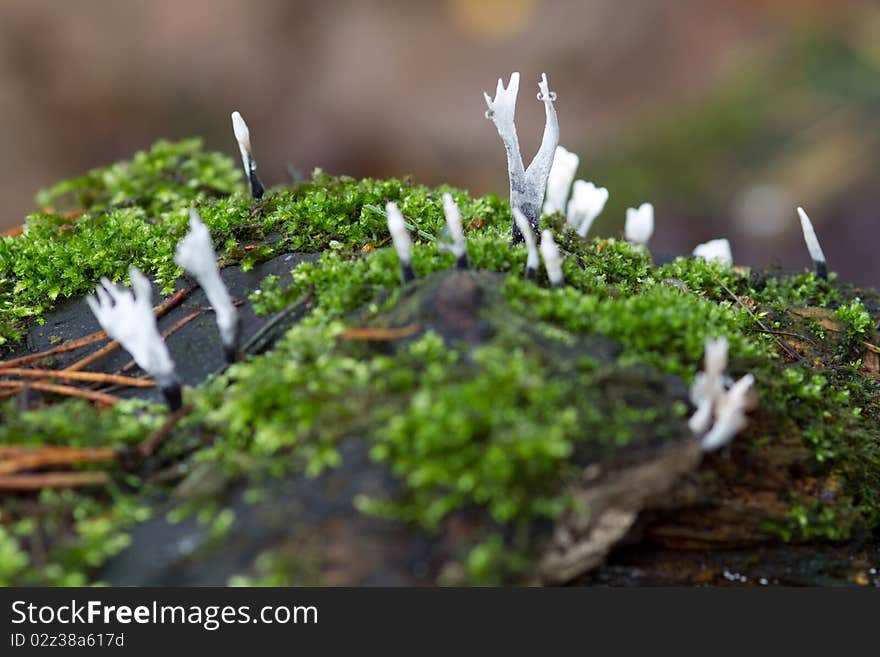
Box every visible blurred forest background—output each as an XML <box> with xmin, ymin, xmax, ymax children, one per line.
<box><xmin>2</xmin><ymin>0</ymin><xmax>880</xmax><ymax>284</ymax></box>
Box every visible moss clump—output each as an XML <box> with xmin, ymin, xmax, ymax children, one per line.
<box><xmin>1</xmin><ymin>139</ymin><xmax>879</xmax><ymax>585</ymax></box>
<box><xmin>0</xmin><ymin>140</ymin><xmax>506</xmax><ymax>346</ymax></box>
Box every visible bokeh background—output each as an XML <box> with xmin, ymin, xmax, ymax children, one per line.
<box><xmin>2</xmin><ymin>0</ymin><xmax>879</xmax><ymax>283</ymax></box>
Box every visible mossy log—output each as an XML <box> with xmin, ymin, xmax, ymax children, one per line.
<box><xmin>0</xmin><ymin>140</ymin><xmax>878</xmax><ymax>586</ymax></box>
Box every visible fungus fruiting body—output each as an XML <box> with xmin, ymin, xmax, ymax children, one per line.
<box><xmin>689</xmin><ymin>337</ymin><xmax>756</xmax><ymax>452</ymax></box>
<box><xmin>484</xmin><ymin>72</ymin><xmax>559</xmax><ymax>243</ymax></box>
<box><xmin>693</xmin><ymin>238</ymin><xmax>733</xmax><ymax>266</ymax></box>
<box><xmin>542</xmin><ymin>146</ymin><xmax>579</xmax><ymax>216</ymax></box>
<box><xmin>625</xmin><ymin>203</ymin><xmax>654</xmax><ymax>246</ymax></box>
<box><xmin>175</xmin><ymin>208</ymin><xmax>241</xmax><ymax>363</ymax></box>
<box><xmin>797</xmin><ymin>206</ymin><xmax>828</xmax><ymax>279</ymax></box>
<box><xmin>567</xmin><ymin>180</ymin><xmax>609</xmax><ymax>238</ymax></box>
<box><xmin>539</xmin><ymin>229</ymin><xmax>565</xmax><ymax>287</ymax></box>
<box><xmin>86</xmin><ymin>267</ymin><xmax>181</xmax><ymax>410</ymax></box>
<box><xmin>441</xmin><ymin>192</ymin><xmax>469</xmax><ymax>269</ymax></box>
<box><xmin>386</xmin><ymin>201</ymin><xmax>415</xmax><ymax>283</ymax></box>
<box><xmin>700</xmin><ymin>373</ymin><xmax>755</xmax><ymax>451</ymax></box>
<box><xmin>231</xmin><ymin>111</ymin><xmax>265</xmax><ymax>199</ymax></box>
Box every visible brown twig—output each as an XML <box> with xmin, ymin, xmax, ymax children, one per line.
<box><xmin>62</xmin><ymin>339</ymin><xmax>121</xmax><ymax>372</ymax></box>
<box><xmin>0</xmin><ymin>368</ymin><xmax>154</xmax><ymax>388</ymax></box>
<box><xmin>137</xmin><ymin>404</ymin><xmax>192</xmax><ymax>457</ymax></box>
<box><xmin>714</xmin><ymin>277</ymin><xmax>800</xmax><ymax>360</ymax></box>
<box><xmin>0</xmin><ymin>331</ymin><xmax>109</xmax><ymax>369</ymax></box>
<box><xmin>0</xmin><ymin>471</ymin><xmax>109</xmax><ymax>490</ymax></box>
<box><xmin>337</xmin><ymin>322</ymin><xmax>422</xmax><ymax>341</ymax></box>
<box><xmin>0</xmin><ymin>288</ymin><xmax>190</xmax><ymax>372</ymax></box>
<box><xmin>63</xmin><ymin>288</ymin><xmax>190</xmax><ymax>372</ymax></box>
<box><xmin>0</xmin><ymin>446</ymin><xmax>118</xmax><ymax>475</ymax></box>
<box><xmin>752</xmin><ymin>329</ymin><xmax>817</xmax><ymax>346</ymax></box>
<box><xmin>0</xmin><ymin>381</ymin><xmax>122</xmax><ymax>406</ymax></box>
<box><xmin>0</xmin><ymin>446</ymin><xmax>36</xmax><ymax>457</ymax></box>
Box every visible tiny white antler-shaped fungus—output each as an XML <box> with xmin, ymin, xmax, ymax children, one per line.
<box><xmin>484</xmin><ymin>72</ymin><xmax>559</xmax><ymax>244</ymax></box>
<box><xmin>86</xmin><ymin>267</ymin><xmax>181</xmax><ymax>409</ymax></box>
<box><xmin>175</xmin><ymin>208</ymin><xmax>241</xmax><ymax>362</ymax></box>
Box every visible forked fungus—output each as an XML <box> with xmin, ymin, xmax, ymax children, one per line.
<box><xmin>484</xmin><ymin>72</ymin><xmax>559</xmax><ymax>244</ymax></box>
<box><xmin>86</xmin><ymin>268</ymin><xmax>182</xmax><ymax>410</ymax></box>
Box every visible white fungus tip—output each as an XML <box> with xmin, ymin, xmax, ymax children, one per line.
<box><xmin>188</xmin><ymin>207</ymin><xmax>205</xmax><ymax>230</ymax></box>
<box><xmin>128</xmin><ymin>267</ymin><xmax>153</xmax><ymax>302</ymax></box>
<box><xmin>567</xmin><ymin>180</ymin><xmax>609</xmax><ymax>238</ymax></box>
<box><xmin>797</xmin><ymin>206</ymin><xmax>826</xmax><ymax>265</ymax></box>
<box><xmin>175</xmin><ymin>209</ymin><xmax>239</xmax><ymax>350</ymax></box>
<box><xmin>700</xmin><ymin>373</ymin><xmax>755</xmax><ymax>452</ymax></box>
<box><xmin>625</xmin><ymin>202</ymin><xmax>654</xmax><ymax>245</ymax></box>
<box><xmin>540</xmin><ymin>229</ymin><xmax>564</xmax><ymax>286</ymax></box>
<box><xmin>690</xmin><ymin>336</ymin><xmax>755</xmax><ymax>452</ymax></box>
<box><xmin>231</xmin><ymin>111</ymin><xmax>250</xmax><ymax>146</ymax></box>
<box><xmin>441</xmin><ymin>193</ymin><xmax>467</xmax><ymax>259</ymax></box>
<box><xmin>86</xmin><ymin>267</ymin><xmax>176</xmax><ymax>384</ymax></box>
<box><xmin>543</xmin><ymin>146</ymin><xmax>580</xmax><ymax>216</ymax></box>
<box><xmin>692</xmin><ymin>238</ymin><xmax>734</xmax><ymax>266</ymax></box>
<box><xmin>386</xmin><ymin>202</ymin><xmax>412</xmax><ymax>265</ymax></box>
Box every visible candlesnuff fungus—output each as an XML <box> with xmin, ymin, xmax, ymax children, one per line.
<box><xmin>539</xmin><ymin>143</ymin><xmax>609</xmax><ymax>238</ymax></box>
<box><xmin>231</xmin><ymin>110</ymin><xmax>265</xmax><ymax>199</ymax></box>
<box><xmin>386</xmin><ymin>201</ymin><xmax>415</xmax><ymax>283</ymax></box>
<box><xmin>692</xmin><ymin>238</ymin><xmax>733</xmax><ymax>266</ymax></box>
<box><xmin>625</xmin><ymin>202</ymin><xmax>654</xmax><ymax>246</ymax></box>
<box><xmin>796</xmin><ymin>206</ymin><xmax>828</xmax><ymax>280</ymax></box>
<box><xmin>174</xmin><ymin>208</ymin><xmax>241</xmax><ymax>363</ymax></box>
<box><xmin>484</xmin><ymin>72</ymin><xmax>559</xmax><ymax>244</ymax></box>
<box><xmin>86</xmin><ymin>267</ymin><xmax>182</xmax><ymax>410</ymax></box>
<box><xmin>567</xmin><ymin>180</ymin><xmax>609</xmax><ymax>238</ymax></box>
<box><xmin>440</xmin><ymin>192</ymin><xmax>469</xmax><ymax>269</ymax></box>
<box><xmin>512</xmin><ymin>207</ymin><xmax>540</xmax><ymax>280</ymax></box>
<box><xmin>542</xmin><ymin>146</ymin><xmax>579</xmax><ymax>216</ymax></box>
<box><xmin>689</xmin><ymin>336</ymin><xmax>756</xmax><ymax>451</ymax></box>
<box><xmin>689</xmin><ymin>337</ymin><xmax>729</xmax><ymax>435</ymax></box>
<box><xmin>700</xmin><ymin>373</ymin><xmax>755</xmax><ymax>451</ymax></box>
<box><xmin>539</xmin><ymin>229</ymin><xmax>565</xmax><ymax>287</ymax></box>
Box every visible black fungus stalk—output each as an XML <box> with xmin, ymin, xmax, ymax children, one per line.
<box><xmin>223</xmin><ymin>315</ymin><xmax>243</xmax><ymax>364</ymax></box>
<box><xmin>512</xmin><ymin>207</ymin><xmax>539</xmax><ymax>280</ymax></box>
<box><xmin>158</xmin><ymin>375</ymin><xmax>183</xmax><ymax>412</ymax></box>
<box><xmin>232</xmin><ymin>111</ymin><xmax>265</xmax><ymax>200</ymax></box>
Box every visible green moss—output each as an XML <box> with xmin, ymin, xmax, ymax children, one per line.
<box><xmin>2</xmin><ymin>139</ymin><xmax>880</xmax><ymax>585</ymax></box>
<box><xmin>0</xmin><ymin>140</ymin><xmax>506</xmax><ymax>347</ymax></box>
